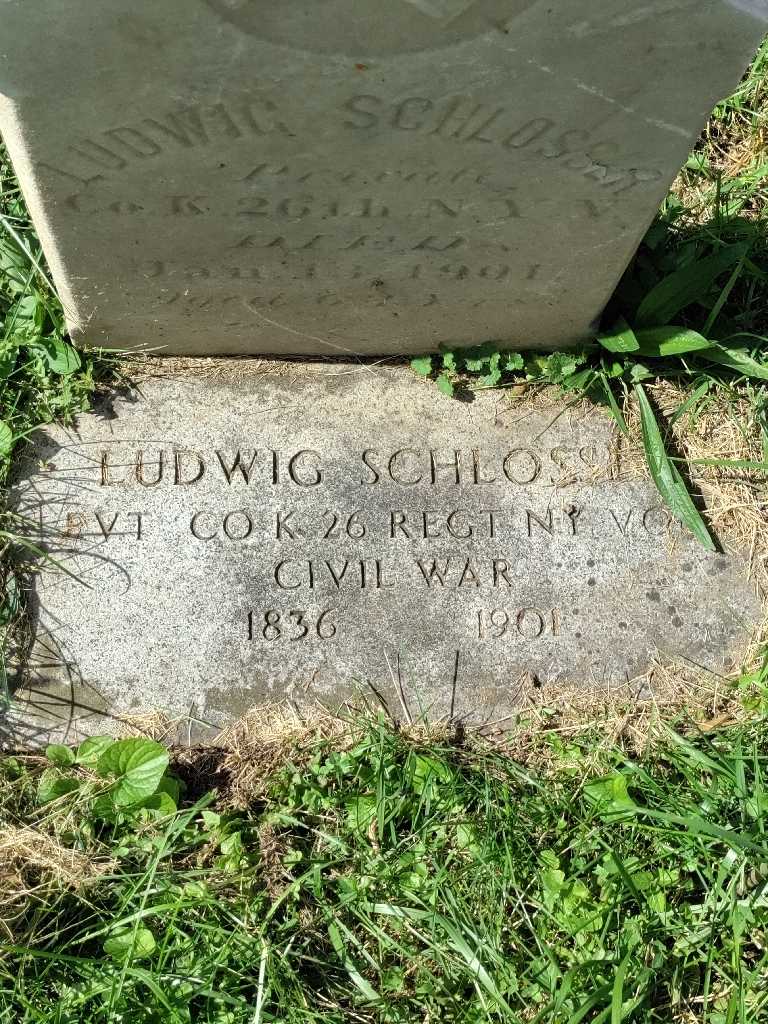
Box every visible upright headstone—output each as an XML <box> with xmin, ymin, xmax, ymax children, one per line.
<box><xmin>7</xmin><ymin>366</ymin><xmax>760</xmax><ymax>745</ymax></box>
<box><xmin>0</xmin><ymin>0</ymin><xmax>766</xmax><ymax>355</ymax></box>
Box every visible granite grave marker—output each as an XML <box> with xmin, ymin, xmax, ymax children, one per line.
<box><xmin>7</xmin><ymin>365</ymin><xmax>760</xmax><ymax>743</ymax></box>
<box><xmin>0</xmin><ymin>0</ymin><xmax>766</xmax><ymax>355</ymax></box>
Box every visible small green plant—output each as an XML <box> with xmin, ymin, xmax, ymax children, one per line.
<box><xmin>0</xmin><ymin>151</ymin><xmax>111</xmax><ymax>485</ymax></box>
<box><xmin>1</xmin><ymin>142</ymin><xmax>121</xmax><ymax>671</ymax></box>
<box><xmin>38</xmin><ymin>735</ymin><xmax>177</xmax><ymax>820</ymax></box>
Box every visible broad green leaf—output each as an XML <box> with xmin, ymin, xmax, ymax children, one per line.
<box><xmin>635</xmin><ymin>242</ymin><xmax>749</xmax><ymax>326</ymax></box>
<box><xmin>597</xmin><ymin>318</ymin><xmax>639</xmax><ymax>354</ymax></box>
<box><xmin>584</xmin><ymin>774</ymin><xmax>636</xmax><ymax>814</ymax></box>
<box><xmin>685</xmin><ymin>153</ymin><xmax>710</xmax><ymax>173</ymax></box>
<box><xmin>0</xmin><ymin>421</ymin><xmax>13</xmax><ymax>456</ymax></box>
<box><xmin>634</xmin><ymin>384</ymin><xmax>715</xmax><ymax>551</ymax></box>
<box><xmin>455</xmin><ymin>822</ymin><xmax>482</xmax><ymax>857</ymax></box>
<box><xmin>458</xmin><ymin>341</ymin><xmax>497</xmax><ymax>371</ymax></box>
<box><xmin>410</xmin><ymin>356</ymin><xmax>432</xmax><ymax>377</ymax></box>
<box><xmin>219</xmin><ymin>832</ymin><xmax>243</xmax><ymax>857</ymax></box>
<box><xmin>96</xmin><ymin>737</ymin><xmax>169</xmax><ymax>806</ymax></box>
<box><xmin>155</xmin><ymin>774</ymin><xmax>181</xmax><ymax>804</ymax></box>
<box><xmin>628</xmin><ymin>362</ymin><xmax>652</xmax><ymax>383</ymax></box>
<box><xmin>12</xmin><ymin>293</ymin><xmax>45</xmax><ymax>332</ymax></box>
<box><xmin>345</xmin><ymin>794</ymin><xmax>377</xmax><ymax>832</ymax></box>
<box><xmin>103</xmin><ymin>927</ymin><xmax>156</xmax><ymax>961</ymax></box>
<box><xmin>503</xmin><ymin>352</ymin><xmax>524</xmax><ymax>372</ymax></box>
<box><xmin>436</xmin><ymin>373</ymin><xmax>455</xmax><ymax>397</ymax></box>
<box><xmin>603</xmin><ymin>358</ymin><xmax>628</xmax><ymax>379</ymax></box>
<box><xmin>479</xmin><ymin>367</ymin><xmax>502</xmax><ymax>387</ymax></box>
<box><xmin>442</xmin><ymin>351</ymin><xmax>457</xmax><ymax>372</ymax></box>
<box><xmin>137</xmin><ymin>791</ymin><xmax>177</xmax><ymax>817</ymax></box>
<box><xmin>37</xmin><ymin>768</ymin><xmax>80</xmax><ymax>804</ymax></box>
<box><xmin>0</xmin><ymin>345</ymin><xmax>17</xmax><ymax>382</ymax></box>
<box><xmin>45</xmin><ymin>743</ymin><xmax>75</xmax><ymax>767</ymax></box>
<box><xmin>0</xmin><ymin>237</ymin><xmax>30</xmax><ymax>296</ymax></box>
<box><xmin>31</xmin><ymin>336</ymin><xmax>82</xmax><ymax>375</ymax></box>
<box><xmin>75</xmin><ymin>735</ymin><xmax>114</xmax><ymax>767</ymax></box>
<box><xmin>634</xmin><ymin>327</ymin><xmax>714</xmax><ymax>358</ymax></box>
<box><xmin>90</xmin><ymin>792</ymin><xmax>119</xmax><ymax>823</ymax></box>
<box><xmin>704</xmin><ymin>344</ymin><xmax>768</xmax><ymax>381</ymax></box>
<box><xmin>410</xmin><ymin>753</ymin><xmax>453</xmax><ymax>793</ymax></box>
<box><xmin>545</xmin><ymin>351</ymin><xmax>584</xmax><ymax>383</ymax></box>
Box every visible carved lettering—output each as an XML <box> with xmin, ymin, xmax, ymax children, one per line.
<box><xmin>216</xmin><ymin>449</ymin><xmax>259</xmax><ymax>485</ymax></box>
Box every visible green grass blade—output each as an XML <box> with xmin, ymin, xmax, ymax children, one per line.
<box><xmin>704</xmin><ymin>344</ymin><xmax>768</xmax><ymax>380</ymax></box>
<box><xmin>635</xmin><ymin>242</ymin><xmax>749</xmax><ymax>327</ymax></box>
<box><xmin>686</xmin><ymin>457</ymin><xmax>768</xmax><ymax>470</ymax></box>
<box><xmin>634</xmin><ymin>384</ymin><xmax>716</xmax><ymax>551</ymax></box>
<box><xmin>599</xmin><ymin>375</ymin><xmax>628</xmax><ymax>434</ymax></box>
<box><xmin>703</xmin><ymin>255</ymin><xmax>746</xmax><ymax>335</ymax></box>
<box><xmin>670</xmin><ymin>380</ymin><xmax>711</xmax><ymax>425</ymax></box>
<box><xmin>327</xmin><ymin>922</ymin><xmax>380</xmax><ymax>1002</ymax></box>
<box><xmin>611</xmin><ymin>956</ymin><xmax>629</xmax><ymax>1024</ymax></box>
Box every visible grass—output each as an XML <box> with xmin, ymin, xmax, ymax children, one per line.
<box><xmin>1</xmin><ymin>689</ymin><xmax>768</xmax><ymax>1022</ymax></box>
<box><xmin>1</xmin><ymin>31</ymin><xmax>768</xmax><ymax>1024</ymax></box>
<box><xmin>0</xmin><ymin>145</ymin><xmax>119</xmax><ymax>683</ymax></box>
<box><xmin>0</xmin><ymin>146</ymin><xmax>113</xmax><ymax>483</ymax></box>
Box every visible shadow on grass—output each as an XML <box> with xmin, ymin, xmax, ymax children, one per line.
<box><xmin>605</xmin><ymin>202</ymin><xmax>768</xmax><ymax>342</ymax></box>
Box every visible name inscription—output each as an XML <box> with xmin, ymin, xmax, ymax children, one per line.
<box><xmin>97</xmin><ymin>444</ymin><xmax>613</xmax><ymax>488</ymax></box>
<box><xmin>46</xmin><ymin>439</ymin><xmax>686</xmax><ymax>668</ymax></box>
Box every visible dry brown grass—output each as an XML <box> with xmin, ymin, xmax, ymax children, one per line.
<box><xmin>0</xmin><ymin>823</ymin><xmax>113</xmax><ymax>940</ymax></box>
<box><xmin>670</xmin><ymin>41</ymin><xmax>767</xmax><ymax>222</ymax></box>
<box><xmin>618</xmin><ymin>381</ymin><xmax>768</xmax><ymax>594</ymax></box>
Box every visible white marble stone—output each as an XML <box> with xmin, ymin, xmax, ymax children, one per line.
<box><xmin>0</xmin><ymin>1</ymin><xmax>766</xmax><ymax>355</ymax></box>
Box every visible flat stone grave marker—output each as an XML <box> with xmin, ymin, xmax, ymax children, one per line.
<box><xmin>7</xmin><ymin>365</ymin><xmax>760</xmax><ymax>744</ymax></box>
<box><xmin>0</xmin><ymin>0</ymin><xmax>766</xmax><ymax>355</ymax></box>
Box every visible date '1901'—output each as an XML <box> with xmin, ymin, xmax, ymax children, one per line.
<box><xmin>476</xmin><ymin>607</ymin><xmax>561</xmax><ymax>640</ymax></box>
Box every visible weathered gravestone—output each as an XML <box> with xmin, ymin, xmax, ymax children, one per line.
<box><xmin>7</xmin><ymin>365</ymin><xmax>760</xmax><ymax>744</ymax></box>
<box><xmin>0</xmin><ymin>1</ymin><xmax>766</xmax><ymax>356</ymax></box>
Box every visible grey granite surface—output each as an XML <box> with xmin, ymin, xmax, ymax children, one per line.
<box><xmin>6</xmin><ymin>364</ymin><xmax>760</xmax><ymax>744</ymax></box>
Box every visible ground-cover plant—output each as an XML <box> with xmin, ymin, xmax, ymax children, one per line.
<box><xmin>1</xmin><ymin>693</ymin><xmax>768</xmax><ymax>1023</ymax></box>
